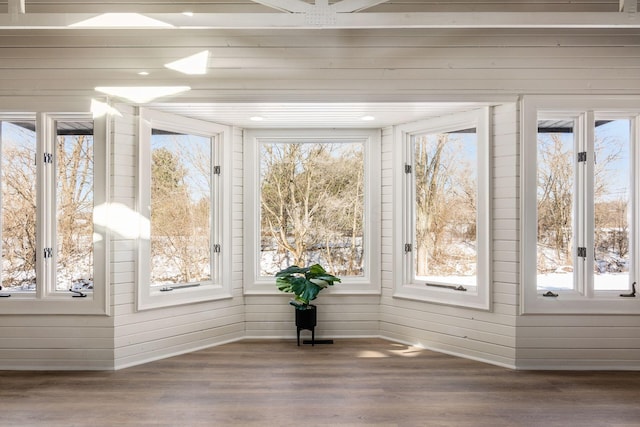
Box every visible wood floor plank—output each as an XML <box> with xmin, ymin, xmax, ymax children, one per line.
<box><xmin>1</xmin><ymin>338</ymin><xmax>639</xmax><ymax>426</ymax></box>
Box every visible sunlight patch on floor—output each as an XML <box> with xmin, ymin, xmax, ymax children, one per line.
<box><xmin>356</xmin><ymin>350</ymin><xmax>388</xmax><ymax>358</ymax></box>
<box><xmin>357</xmin><ymin>343</ymin><xmax>425</xmax><ymax>358</ymax></box>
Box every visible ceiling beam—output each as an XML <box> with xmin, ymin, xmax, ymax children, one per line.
<box><xmin>332</xmin><ymin>0</ymin><xmax>391</xmax><ymax>13</ymax></box>
<box><xmin>0</xmin><ymin>11</ymin><xmax>638</xmax><ymax>29</ymax></box>
<box><xmin>249</xmin><ymin>0</ymin><xmax>311</xmax><ymax>13</ymax></box>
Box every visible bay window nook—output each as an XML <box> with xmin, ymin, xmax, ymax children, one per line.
<box><xmin>0</xmin><ymin>2</ymin><xmax>639</xmax><ymax>375</ymax></box>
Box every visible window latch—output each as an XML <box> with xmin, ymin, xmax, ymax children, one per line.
<box><xmin>577</xmin><ymin>151</ymin><xmax>587</xmax><ymax>162</ymax></box>
<box><xmin>0</xmin><ymin>285</ymin><xmax>10</xmax><ymax>298</ymax></box>
<box><xmin>426</xmin><ymin>283</ymin><xmax>467</xmax><ymax>292</ymax></box>
<box><xmin>69</xmin><ymin>288</ymin><xmax>87</xmax><ymax>298</ymax></box>
<box><xmin>542</xmin><ymin>291</ymin><xmax>558</xmax><ymax>297</ymax></box>
<box><xmin>160</xmin><ymin>283</ymin><xmax>201</xmax><ymax>292</ymax></box>
<box><xmin>620</xmin><ymin>282</ymin><xmax>637</xmax><ymax>298</ymax></box>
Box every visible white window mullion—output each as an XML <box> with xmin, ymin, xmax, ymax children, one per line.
<box><xmin>211</xmin><ymin>134</ymin><xmax>221</xmax><ymax>284</ymax></box>
<box><xmin>45</xmin><ymin>116</ymin><xmax>59</xmax><ymax>297</ymax></box>
<box><xmin>403</xmin><ymin>133</ymin><xmax>417</xmax><ymax>282</ymax></box>
<box><xmin>46</xmin><ymin>116</ymin><xmax>57</xmax><ymax>297</ymax></box>
<box><xmin>583</xmin><ymin>111</ymin><xmax>596</xmax><ymax>298</ymax></box>
<box><xmin>36</xmin><ymin>113</ymin><xmax>55</xmax><ymax>299</ymax></box>
<box><xmin>477</xmin><ymin>107</ymin><xmax>492</xmax><ymax>297</ymax></box>
<box><xmin>633</xmin><ymin>115</ymin><xmax>640</xmax><ymax>289</ymax></box>
<box><xmin>35</xmin><ymin>114</ymin><xmax>45</xmax><ymax>299</ymax></box>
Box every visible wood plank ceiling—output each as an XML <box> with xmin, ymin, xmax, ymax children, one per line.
<box><xmin>0</xmin><ymin>1</ymin><xmax>638</xmax><ymax>127</ymax></box>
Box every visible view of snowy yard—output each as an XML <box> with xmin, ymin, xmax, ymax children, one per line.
<box><xmin>536</xmin><ymin>119</ymin><xmax>632</xmax><ymax>292</ymax></box>
<box><xmin>1</xmin><ymin>116</ymin><xmax>633</xmax><ymax>296</ymax></box>
<box><xmin>1</xmin><ymin>120</ymin><xmax>94</xmax><ymax>293</ymax></box>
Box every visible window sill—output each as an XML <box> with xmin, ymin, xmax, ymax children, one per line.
<box><xmin>521</xmin><ymin>293</ymin><xmax>640</xmax><ymax>315</ymax></box>
<box><xmin>137</xmin><ymin>284</ymin><xmax>232</xmax><ymax>311</ymax></box>
<box><xmin>0</xmin><ymin>297</ymin><xmax>110</xmax><ymax>316</ymax></box>
<box><xmin>244</xmin><ymin>280</ymin><xmax>381</xmax><ymax>296</ymax></box>
<box><xmin>394</xmin><ymin>283</ymin><xmax>491</xmax><ymax>311</ymax></box>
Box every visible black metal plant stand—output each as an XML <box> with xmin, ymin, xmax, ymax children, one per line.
<box><xmin>295</xmin><ymin>304</ymin><xmax>316</xmax><ymax>346</ymax></box>
<box><xmin>294</xmin><ymin>305</ymin><xmax>335</xmax><ymax>346</ymax></box>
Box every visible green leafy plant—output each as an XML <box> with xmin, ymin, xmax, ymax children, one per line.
<box><xmin>275</xmin><ymin>264</ymin><xmax>341</xmax><ymax>310</ymax></box>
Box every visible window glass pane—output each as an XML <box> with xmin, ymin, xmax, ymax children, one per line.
<box><xmin>56</xmin><ymin>121</ymin><xmax>94</xmax><ymax>292</ymax></box>
<box><xmin>259</xmin><ymin>141</ymin><xmax>364</xmax><ymax>277</ymax></box>
<box><xmin>413</xmin><ymin>128</ymin><xmax>478</xmax><ymax>288</ymax></box>
<box><xmin>593</xmin><ymin>119</ymin><xmax>631</xmax><ymax>291</ymax></box>
<box><xmin>150</xmin><ymin>129</ymin><xmax>211</xmax><ymax>286</ymax></box>
<box><xmin>536</xmin><ymin>120</ymin><xmax>575</xmax><ymax>291</ymax></box>
<box><xmin>1</xmin><ymin>120</ymin><xmax>37</xmax><ymax>292</ymax></box>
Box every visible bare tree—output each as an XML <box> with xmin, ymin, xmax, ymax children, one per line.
<box><xmin>151</xmin><ymin>145</ymin><xmax>211</xmax><ymax>284</ymax></box>
<box><xmin>537</xmin><ymin>133</ymin><xmax>574</xmax><ymax>264</ymax></box>
<box><xmin>56</xmin><ymin>135</ymin><xmax>93</xmax><ymax>274</ymax></box>
<box><xmin>537</xmin><ymin>129</ymin><xmax>625</xmax><ymax>273</ymax></box>
<box><xmin>414</xmin><ymin>132</ymin><xmax>475</xmax><ymax>277</ymax></box>
<box><xmin>260</xmin><ymin>142</ymin><xmax>364</xmax><ymax>275</ymax></box>
<box><xmin>1</xmin><ymin>143</ymin><xmax>37</xmax><ymax>288</ymax></box>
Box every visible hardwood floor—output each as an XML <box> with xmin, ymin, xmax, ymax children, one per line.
<box><xmin>1</xmin><ymin>338</ymin><xmax>639</xmax><ymax>427</ymax></box>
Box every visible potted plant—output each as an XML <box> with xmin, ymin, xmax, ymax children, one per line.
<box><xmin>275</xmin><ymin>264</ymin><xmax>341</xmax><ymax>345</ymax></box>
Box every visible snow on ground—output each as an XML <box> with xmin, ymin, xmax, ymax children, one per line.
<box><xmin>537</xmin><ymin>272</ymin><xmax>630</xmax><ymax>291</ymax></box>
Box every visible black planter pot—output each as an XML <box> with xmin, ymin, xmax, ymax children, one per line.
<box><xmin>295</xmin><ymin>304</ymin><xmax>316</xmax><ymax>346</ymax></box>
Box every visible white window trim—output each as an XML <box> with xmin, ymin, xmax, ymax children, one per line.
<box><xmin>137</xmin><ymin>108</ymin><xmax>232</xmax><ymax>311</ymax></box>
<box><xmin>393</xmin><ymin>107</ymin><xmax>492</xmax><ymax>310</ymax></box>
<box><xmin>0</xmin><ymin>112</ymin><xmax>110</xmax><ymax>315</ymax></box>
<box><xmin>521</xmin><ymin>95</ymin><xmax>640</xmax><ymax>314</ymax></box>
<box><xmin>243</xmin><ymin>128</ymin><xmax>381</xmax><ymax>296</ymax></box>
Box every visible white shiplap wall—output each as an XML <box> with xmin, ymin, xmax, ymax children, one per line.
<box><xmin>1</xmin><ymin>26</ymin><xmax>639</xmax><ymax>370</ymax></box>
<box><xmin>516</xmin><ymin>315</ymin><xmax>640</xmax><ymax>370</ymax></box>
<box><xmin>244</xmin><ymin>294</ymin><xmax>381</xmax><ymax>340</ymax></box>
<box><xmin>0</xmin><ymin>316</ymin><xmax>114</xmax><ymax>370</ymax></box>
<box><xmin>379</xmin><ymin>104</ymin><xmax>520</xmax><ymax>369</ymax></box>
<box><xmin>111</xmin><ymin>105</ymin><xmax>245</xmax><ymax>370</ymax></box>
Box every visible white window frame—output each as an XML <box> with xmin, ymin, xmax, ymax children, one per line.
<box><xmin>393</xmin><ymin>108</ymin><xmax>491</xmax><ymax>310</ymax></box>
<box><xmin>0</xmin><ymin>112</ymin><xmax>109</xmax><ymax>315</ymax></box>
<box><xmin>521</xmin><ymin>95</ymin><xmax>640</xmax><ymax>314</ymax></box>
<box><xmin>243</xmin><ymin>128</ymin><xmax>381</xmax><ymax>296</ymax></box>
<box><xmin>137</xmin><ymin>108</ymin><xmax>232</xmax><ymax>311</ymax></box>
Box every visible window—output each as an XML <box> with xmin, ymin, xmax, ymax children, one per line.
<box><xmin>1</xmin><ymin>118</ymin><xmax>37</xmax><ymax>293</ymax></box>
<box><xmin>244</xmin><ymin>129</ymin><xmax>380</xmax><ymax>295</ymax></box>
<box><xmin>55</xmin><ymin>119</ymin><xmax>95</xmax><ymax>293</ymax></box>
<box><xmin>150</xmin><ymin>130</ymin><xmax>212</xmax><ymax>286</ymax></box>
<box><xmin>394</xmin><ymin>108</ymin><xmax>491</xmax><ymax>310</ymax></box>
<box><xmin>138</xmin><ymin>109</ymin><xmax>231</xmax><ymax>310</ymax></box>
<box><xmin>521</xmin><ymin>96</ymin><xmax>640</xmax><ymax>314</ymax></box>
<box><xmin>0</xmin><ymin>113</ymin><xmax>108</xmax><ymax>315</ymax></box>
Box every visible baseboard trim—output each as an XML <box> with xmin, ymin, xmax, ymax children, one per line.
<box><xmin>380</xmin><ymin>335</ymin><xmax>518</xmax><ymax>370</ymax></box>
